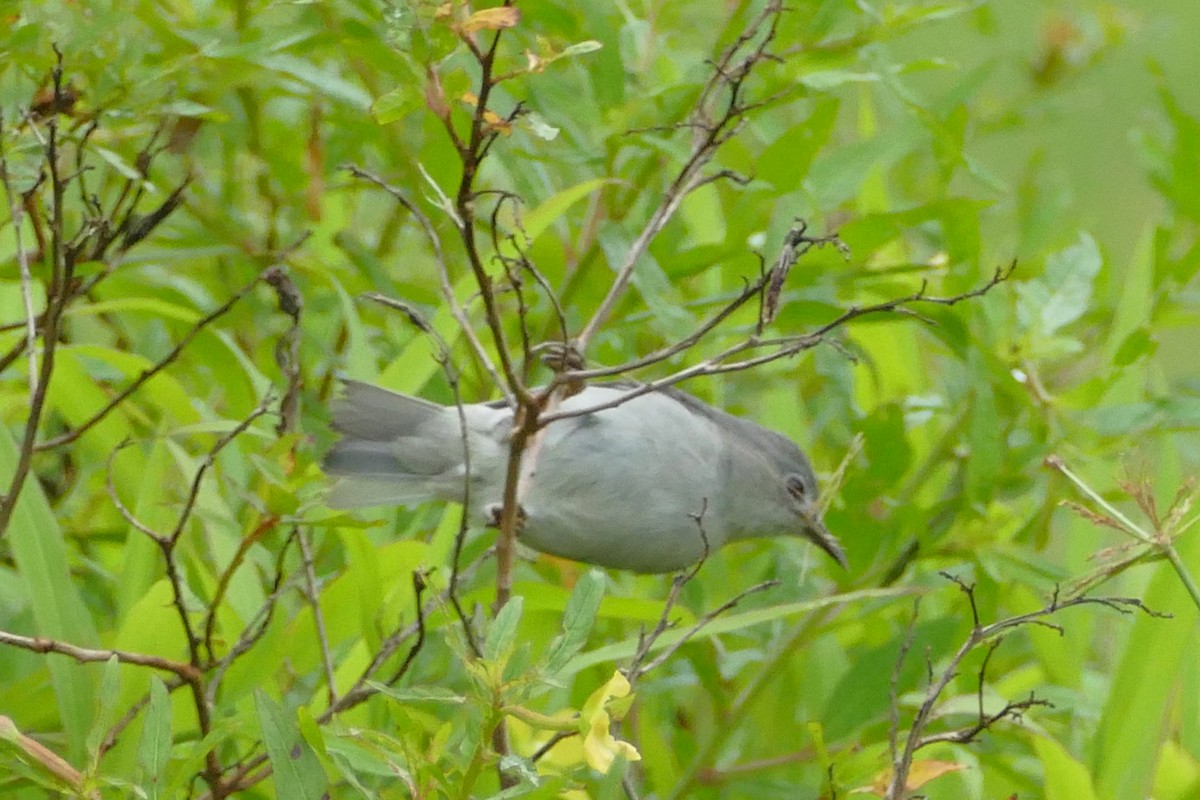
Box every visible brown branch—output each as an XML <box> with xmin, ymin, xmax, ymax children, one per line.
<box><xmin>362</xmin><ymin>292</ymin><xmax>482</xmax><ymax>656</ymax></box>
<box><xmin>0</xmin><ymin>114</ymin><xmax>40</xmax><ymax>393</ymax></box>
<box><xmin>202</xmin><ymin>514</ymin><xmax>280</xmax><ymax>663</ymax></box>
<box><xmin>105</xmin><ymin>396</ymin><xmax>272</xmax><ymax>796</ymax></box>
<box><xmin>888</xmin><ymin>598</ymin><xmax>921</xmax><ymax>777</ymax></box>
<box><xmin>885</xmin><ymin>574</ymin><xmax>1166</xmax><ymax>799</ymax></box>
<box><xmin>99</xmin><ymin>674</ymin><xmax>187</xmax><ymax>757</ymax></box>
<box><xmin>0</xmin><ymin>715</ymin><xmax>99</xmax><ymax>800</ymax></box>
<box><xmin>345</xmin><ymin>164</ymin><xmax>511</xmax><ymax>404</ymax></box>
<box><xmin>34</xmin><ymin>271</ymin><xmax>268</xmax><ymax>451</ymax></box>
<box><xmin>203</xmin><ymin>530</ymin><xmax>301</xmax><ymax>706</ymax></box>
<box><xmin>0</xmin><ymin>52</ymin><xmax>71</xmax><ymax>541</ymax></box>
<box><xmin>543</xmin><ymin>263</ymin><xmax>1016</xmax><ymax>426</ymax></box>
<box><xmin>623</xmin><ymin>504</ymin><xmax>714</xmax><ymax>686</ymax></box>
<box><xmin>206</xmin><ymin>572</ymin><xmax>434</xmax><ymax>800</ymax></box>
<box><xmin>296</xmin><ymin>528</ymin><xmax>338</xmax><ymax>706</ymax></box>
<box><xmin>574</xmin><ymin>0</ymin><xmax>786</xmax><ymax>352</ymax></box>
<box><xmin>0</xmin><ymin>629</ymin><xmax>202</xmax><ymax>682</ymax></box>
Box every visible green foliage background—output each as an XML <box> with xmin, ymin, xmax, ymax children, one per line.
<box><xmin>1</xmin><ymin>0</ymin><xmax>1198</xmax><ymax>798</ymax></box>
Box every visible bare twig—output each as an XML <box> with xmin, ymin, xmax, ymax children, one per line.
<box><xmin>0</xmin><ymin>115</ymin><xmax>40</xmax><ymax>393</ymax></box>
<box><xmin>576</xmin><ymin>0</ymin><xmax>788</xmax><ymax>352</ymax></box>
<box><xmin>550</xmin><ymin>222</ymin><xmax>845</xmax><ymax>388</ymax></box>
<box><xmin>888</xmin><ymin>598</ymin><xmax>921</xmax><ymax>774</ymax></box>
<box><xmin>363</xmin><ymin>292</ymin><xmax>482</xmax><ymax>656</ymax></box>
<box><xmin>205</xmin><ymin>572</ymin><xmax>436</xmax><ymax>800</ymax></box>
<box><xmin>202</xmin><ymin>514</ymin><xmax>280</xmax><ymax>663</ymax></box>
<box><xmin>0</xmin><ymin>52</ymin><xmax>71</xmax><ymax>541</ymax></box>
<box><xmin>543</xmin><ymin>264</ymin><xmax>1015</xmax><ymax>426</ymax></box>
<box><xmin>0</xmin><ymin>629</ymin><xmax>202</xmax><ymax>682</ymax></box>
<box><xmin>345</xmin><ymin>165</ymin><xmax>511</xmax><ymax>405</ymax></box>
<box><xmin>35</xmin><ymin>272</ymin><xmax>270</xmax><ymax>451</ymax></box>
<box><xmin>884</xmin><ymin>574</ymin><xmax>1166</xmax><ymax>799</ymax></box>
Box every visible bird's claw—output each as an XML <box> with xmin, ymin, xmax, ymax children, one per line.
<box><xmin>484</xmin><ymin>502</ymin><xmax>527</xmax><ymax>531</ymax></box>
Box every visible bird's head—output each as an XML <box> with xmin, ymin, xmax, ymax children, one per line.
<box><xmin>780</xmin><ymin>464</ymin><xmax>846</xmax><ymax>568</ymax></box>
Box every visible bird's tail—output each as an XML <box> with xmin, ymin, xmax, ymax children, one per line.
<box><xmin>323</xmin><ymin>381</ymin><xmax>464</xmax><ymax>509</ymax></box>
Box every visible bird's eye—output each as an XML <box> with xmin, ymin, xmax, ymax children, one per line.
<box><xmin>786</xmin><ymin>474</ymin><xmax>807</xmax><ymax>499</ymax></box>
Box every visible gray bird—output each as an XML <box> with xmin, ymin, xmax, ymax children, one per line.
<box><xmin>323</xmin><ymin>381</ymin><xmax>846</xmax><ymax>573</ymax></box>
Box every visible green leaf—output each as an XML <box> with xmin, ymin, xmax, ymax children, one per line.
<box><xmin>254</xmin><ymin>691</ymin><xmax>329</xmax><ymax>800</ymax></box>
<box><xmin>542</xmin><ymin>570</ymin><xmax>606</xmax><ymax>673</ymax></box>
<box><xmin>1016</xmin><ymin>232</ymin><xmax>1102</xmax><ymax>338</ymax></box>
<box><xmin>1036</xmin><ymin>735</ymin><xmax>1100</xmax><ymax>800</ymax></box>
<box><xmin>368</xmin><ymin>683</ymin><xmax>467</xmax><ymax>704</ymax></box>
<box><xmin>0</xmin><ymin>424</ymin><xmax>99</xmax><ymax>762</ymax></box>
<box><xmin>85</xmin><ymin>656</ymin><xmax>122</xmax><ymax>764</ymax></box>
<box><xmin>564</xmin><ymin>588</ymin><xmax>912</xmax><ymax>676</ymax></box>
<box><xmin>256</xmin><ymin>54</ymin><xmax>372</xmax><ymax>109</ymax></box>
<box><xmin>520</xmin><ymin>111</ymin><xmax>560</xmax><ymax>141</ymax></box>
<box><xmin>93</xmin><ymin>145</ymin><xmax>142</xmax><ymax>180</ymax></box>
<box><xmin>137</xmin><ymin>678</ymin><xmax>172</xmax><ymax>800</ymax></box>
<box><xmin>485</xmin><ymin>596</ymin><xmax>525</xmax><ymax>662</ymax></box>
<box><xmin>798</xmin><ymin>69</ymin><xmax>879</xmax><ymax>91</ymax></box>
<box><xmin>521</xmin><ymin>177</ymin><xmax>614</xmax><ymax>244</ymax></box>
<box><xmin>1112</xmin><ymin>327</ymin><xmax>1156</xmax><ymax>367</ymax></box>
<box><xmin>557</xmin><ymin>40</ymin><xmax>603</xmax><ymax>58</ymax></box>
<box><xmin>67</xmin><ymin>297</ymin><xmax>202</xmax><ymax>324</ymax></box>
<box><xmin>371</xmin><ymin>86</ymin><xmax>419</xmax><ymax>125</ymax></box>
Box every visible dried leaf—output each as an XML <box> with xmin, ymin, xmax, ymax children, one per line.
<box><xmin>462</xmin><ymin>7</ymin><xmax>520</xmax><ymax>33</ymax></box>
<box><xmin>905</xmin><ymin>759</ymin><xmax>968</xmax><ymax>789</ymax></box>
<box><xmin>460</xmin><ymin>93</ymin><xmax>512</xmax><ymax>135</ymax></box>
<box><xmin>850</xmin><ymin>760</ymin><xmax>967</xmax><ymax>796</ymax></box>
<box><xmin>1163</xmin><ymin>478</ymin><xmax>1198</xmax><ymax>532</ymax></box>
<box><xmin>424</xmin><ymin>69</ymin><xmax>449</xmax><ymax>119</ymax></box>
<box><xmin>1059</xmin><ymin>500</ymin><xmax>1128</xmax><ymax>533</ymax></box>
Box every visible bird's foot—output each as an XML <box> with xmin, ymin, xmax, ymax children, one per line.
<box><xmin>484</xmin><ymin>502</ymin><xmax>527</xmax><ymax>531</ymax></box>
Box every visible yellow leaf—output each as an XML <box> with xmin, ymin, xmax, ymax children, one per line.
<box><xmin>462</xmin><ymin>7</ymin><xmax>520</xmax><ymax>33</ymax></box>
<box><xmin>458</xmin><ymin>93</ymin><xmax>510</xmax><ymax>135</ymax></box>
<box><xmin>906</xmin><ymin>760</ymin><xmax>967</xmax><ymax>789</ymax></box>
<box><xmin>850</xmin><ymin>760</ymin><xmax>967</xmax><ymax>796</ymax></box>
<box><xmin>578</xmin><ymin>671</ymin><xmax>640</xmax><ymax>773</ymax></box>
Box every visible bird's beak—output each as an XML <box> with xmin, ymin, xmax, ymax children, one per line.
<box><xmin>804</xmin><ymin>517</ymin><xmax>847</xmax><ymax>569</ymax></box>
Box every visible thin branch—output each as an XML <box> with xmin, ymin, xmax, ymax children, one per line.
<box><xmin>202</xmin><ymin>514</ymin><xmax>281</xmax><ymax>663</ymax></box>
<box><xmin>345</xmin><ymin>164</ymin><xmax>511</xmax><ymax>405</ymax></box>
<box><xmin>0</xmin><ymin>115</ymin><xmax>40</xmax><ymax>392</ymax></box>
<box><xmin>168</xmin><ymin>394</ymin><xmax>274</xmax><ymax>547</ymax></box>
<box><xmin>363</xmin><ymin>292</ymin><xmax>482</xmax><ymax>656</ymax></box>
<box><xmin>888</xmin><ymin>598</ymin><xmax>921</xmax><ymax>775</ymax></box>
<box><xmin>0</xmin><ymin>629</ymin><xmax>202</xmax><ymax>682</ymax></box>
<box><xmin>297</xmin><ymin>529</ymin><xmax>338</xmax><ymax>705</ymax></box>
<box><xmin>205</xmin><ymin>573</ymin><xmax>437</xmax><ymax>800</ymax></box>
<box><xmin>35</xmin><ymin>271</ymin><xmax>269</xmax><ymax>451</ymax></box>
<box><xmin>0</xmin><ymin>52</ymin><xmax>71</xmax><ymax>541</ymax></box>
<box><xmin>575</xmin><ymin>0</ymin><xmax>786</xmax><ymax>352</ymax></box>
<box><xmin>884</xmin><ymin>575</ymin><xmax>1166</xmax><ymax>799</ymax></box>
<box><xmin>543</xmin><ymin>263</ymin><xmax>1015</xmax><ymax>425</ymax></box>
<box><xmin>204</xmin><ymin>531</ymin><xmax>302</xmax><ymax>705</ymax></box>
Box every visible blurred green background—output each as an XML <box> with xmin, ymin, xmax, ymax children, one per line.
<box><xmin>1</xmin><ymin>1</ymin><xmax>1198</xmax><ymax>798</ymax></box>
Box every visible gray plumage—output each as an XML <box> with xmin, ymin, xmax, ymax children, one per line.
<box><xmin>323</xmin><ymin>380</ymin><xmax>845</xmax><ymax>573</ymax></box>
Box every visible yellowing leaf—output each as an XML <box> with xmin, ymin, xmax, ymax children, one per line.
<box><xmin>459</xmin><ymin>93</ymin><xmax>511</xmax><ymax>135</ymax></box>
<box><xmin>851</xmin><ymin>760</ymin><xmax>967</xmax><ymax>796</ymax></box>
<box><xmin>906</xmin><ymin>760</ymin><xmax>967</xmax><ymax>790</ymax></box>
<box><xmin>462</xmin><ymin>7</ymin><xmax>520</xmax><ymax>33</ymax></box>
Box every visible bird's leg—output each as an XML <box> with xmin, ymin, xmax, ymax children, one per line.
<box><xmin>485</xmin><ymin>502</ymin><xmax>527</xmax><ymax>533</ymax></box>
